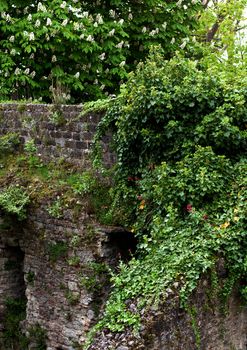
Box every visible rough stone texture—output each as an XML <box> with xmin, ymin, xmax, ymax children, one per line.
<box><xmin>0</xmin><ymin>206</ymin><xmax>134</xmax><ymax>349</ymax></box>
<box><xmin>89</xmin><ymin>278</ymin><xmax>247</xmax><ymax>350</ymax></box>
<box><xmin>0</xmin><ymin>103</ymin><xmax>115</xmax><ymax>168</ymax></box>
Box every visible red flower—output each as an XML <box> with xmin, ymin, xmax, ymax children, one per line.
<box><xmin>186</xmin><ymin>204</ymin><xmax>193</xmax><ymax>212</ymax></box>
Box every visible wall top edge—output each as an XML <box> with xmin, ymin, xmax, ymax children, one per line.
<box><xmin>0</xmin><ymin>103</ymin><xmax>84</xmax><ymax>107</ymax></box>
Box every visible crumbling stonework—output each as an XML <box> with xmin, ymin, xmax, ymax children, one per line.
<box><xmin>89</xmin><ymin>278</ymin><xmax>247</xmax><ymax>350</ymax></box>
<box><xmin>0</xmin><ymin>205</ymin><xmax>133</xmax><ymax>349</ymax></box>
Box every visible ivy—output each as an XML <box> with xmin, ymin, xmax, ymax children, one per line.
<box><xmin>87</xmin><ymin>51</ymin><xmax>247</xmax><ymax>346</ymax></box>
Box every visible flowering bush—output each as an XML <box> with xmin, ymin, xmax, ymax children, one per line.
<box><xmin>0</xmin><ymin>0</ymin><xmax>201</xmax><ymax>102</ymax></box>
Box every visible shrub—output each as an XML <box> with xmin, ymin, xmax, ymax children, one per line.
<box><xmin>0</xmin><ymin>133</ymin><xmax>20</xmax><ymax>156</ymax></box>
<box><xmin>0</xmin><ymin>185</ymin><xmax>30</xmax><ymax>220</ymax></box>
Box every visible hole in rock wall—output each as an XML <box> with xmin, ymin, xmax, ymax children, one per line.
<box><xmin>104</xmin><ymin>229</ymin><xmax>138</xmax><ymax>264</ymax></box>
<box><xmin>0</xmin><ymin>244</ymin><xmax>26</xmax><ymax>334</ymax></box>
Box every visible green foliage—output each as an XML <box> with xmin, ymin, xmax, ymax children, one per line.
<box><xmin>66</xmin><ymin>170</ymin><xmax>113</xmax><ymax>224</ymax></box>
<box><xmin>87</xmin><ymin>51</ymin><xmax>247</xmax><ymax>344</ymax></box>
<box><xmin>0</xmin><ymin>0</ymin><xmax>201</xmax><ymax>102</ymax></box>
<box><xmin>47</xmin><ymin>241</ymin><xmax>68</xmax><ymax>263</ymax></box>
<box><xmin>47</xmin><ymin>199</ymin><xmax>63</xmax><ymax>218</ymax></box>
<box><xmin>24</xmin><ymin>139</ymin><xmax>43</xmax><ymax>168</ymax></box>
<box><xmin>24</xmin><ymin>139</ymin><xmax>37</xmax><ymax>154</ymax></box>
<box><xmin>65</xmin><ymin>290</ymin><xmax>80</xmax><ymax>305</ymax></box>
<box><xmin>0</xmin><ymin>132</ymin><xmax>20</xmax><ymax>156</ymax></box>
<box><xmin>28</xmin><ymin>324</ymin><xmax>47</xmax><ymax>350</ymax></box>
<box><xmin>26</xmin><ymin>270</ymin><xmax>35</xmax><ymax>285</ymax></box>
<box><xmin>0</xmin><ymin>184</ymin><xmax>30</xmax><ymax>220</ymax></box>
<box><xmin>67</xmin><ymin>171</ymin><xmax>98</xmax><ymax>195</ymax></box>
<box><xmin>80</xmin><ymin>262</ymin><xmax>109</xmax><ymax>293</ymax></box>
<box><xmin>2</xmin><ymin>297</ymin><xmax>28</xmax><ymax>350</ymax></box>
<box><xmin>48</xmin><ymin>108</ymin><xmax>66</xmax><ymax>126</ymax></box>
<box><xmin>94</xmin><ymin>49</ymin><xmax>246</xmax><ymax>177</ymax></box>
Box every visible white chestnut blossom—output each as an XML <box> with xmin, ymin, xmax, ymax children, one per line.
<box><xmin>30</xmin><ymin>71</ymin><xmax>36</xmax><ymax>78</ymax></box>
<box><xmin>96</xmin><ymin>14</ymin><xmax>103</xmax><ymax>24</ymax></box>
<box><xmin>9</xmin><ymin>35</ymin><xmax>15</xmax><ymax>42</ymax></box>
<box><xmin>62</xmin><ymin>19</ymin><xmax>68</xmax><ymax>26</ymax></box>
<box><xmin>29</xmin><ymin>32</ymin><xmax>35</xmax><ymax>41</ymax></box>
<box><xmin>74</xmin><ymin>72</ymin><xmax>80</xmax><ymax>78</ymax></box>
<box><xmin>52</xmin><ymin>55</ymin><xmax>57</xmax><ymax>62</ymax></box>
<box><xmin>46</xmin><ymin>18</ymin><xmax>52</xmax><ymax>26</ymax></box>
<box><xmin>128</xmin><ymin>13</ymin><xmax>133</xmax><ymax>20</ymax></box>
<box><xmin>142</xmin><ymin>27</ymin><xmax>147</xmax><ymax>33</ymax></box>
<box><xmin>171</xmin><ymin>37</ymin><xmax>175</xmax><ymax>44</ymax></box>
<box><xmin>35</xmin><ymin>19</ymin><xmax>41</xmax><ymax>27</ymax></box>
<box><xmin>6</xmin><ymin>14</ymin><xmax>11</xmax><ymax>22</ymax></box>
<box><xmin>119</xmin><ymin>61</ymin><xmax>126</xmax><ymax>68</ymax></box>
<box><xmin>14</xmin><ymin>68</ymin><xmax>21</xmax><ymax>75</ymax></box>
<box><xmin>180</xmin><ymin>38</ymin><xmax>189</xmax><ymax>49</ymax></box>
<box><xmin>118</xmin><ymin>19</ymin><xmax>124</xmax><ymax>25</ymax></box>
<box><xmin>149</xmin><ymin>29</ymin><xmax>158</xmax><ymax>36</ymax></box>
<box><xmin>24</xmin><ymin>68</ymin><xmax>30</xmax><ymax>75</ymax></box>
<box><xmin>60</xmin><ymin>1</ymin><xmax>67</xmax><ymax>9</ymax></box>
<box><xmin>10</xmin><ymin>49</ymin><xmax>16</xmax><ymax>56</ymax></box>
<box><xmin>109</xmin><ymin>29</ymin><xmax>115</xmax><ymax>36</ymax></box>
<box><xmin>27</xmin><ymin>14</ymin><xmax>32</xmax><ymax>21</ymax></box>
<box><xmin>162</xmin><ymin>22</ymin><xmax>167</xmax><ymax>30</ymax></box>
<box><xmin>37</xmin><ymin>3</ymin><xmax>47</xmax><ymax>12</ymax></box>
<box><xmin>73</xmin><ymin>22</ymin><xmax>80</xmax><ymax>30</ymax></box>
<box><xmin>82</xmin><ymin>11</ymin><xmax>89</xmax><ymax>18</ymax></box>
<box><xmin>99</xmin><ymin>52</ymin><xmax>106</xmax><ymax>60</ymax></box>
<box><xmin>109</xmin><ymin>10</ymin><xmax>116</xmax><ymax>18</ymax></box>
<box><xmin>86</xmin><ymin>35</ymin><xmax>94</xmax><ymax>42</ymax></box>
<box><xmin>116</xmin><ymin>41</ymin><xmax>124</xmax><ymax>49</ymax></box>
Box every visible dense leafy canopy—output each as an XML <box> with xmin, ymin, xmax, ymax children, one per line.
<box><xmin>0</xmin><ymin>0</ymin><xmax>201</xmax><ymax>102</ymax></box>
<box><xmin>89</xmin><ymin>50</ymin><xmax>247</xmax><ymax>342</ymax></box>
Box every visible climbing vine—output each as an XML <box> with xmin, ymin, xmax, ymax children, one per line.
<box><xmin>86</xmin><ymin>49</ymin><xmax>247</xmax><ymax>346</ymax></box>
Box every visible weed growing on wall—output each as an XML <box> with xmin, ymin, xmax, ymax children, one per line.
<box><xmin>47</xmin><ymin>241</ymin><xmax>68</xmax><ymax>263</ymax></box>
<box><xmin>2</xmin><ymin>297</ymin><xmax>28</xmax><ymax>350</ymax></box>
<box><xmin>0</xmin><ymin>132</ymin><xmax>20</xmax><ymax>156</ymax></box>
<box><xmin>0</xmin><ymin>185</ymin><xmax>30</xmax><ymax>220</ymax></box>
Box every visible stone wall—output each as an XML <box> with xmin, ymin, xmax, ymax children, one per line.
<box><xmin>0</xmin><ymin>205</ymin><xmax>133</xmax><ymax>349</ymax></box>
<box><xmin>0</xmin><ymin>103</ymin><xmax>114</xmax><ymax>168</ymax></box>
<box><xmin>89</xmin><ymin>277</ymin><xmax>247</xmax><ymax>350</ymax></box>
